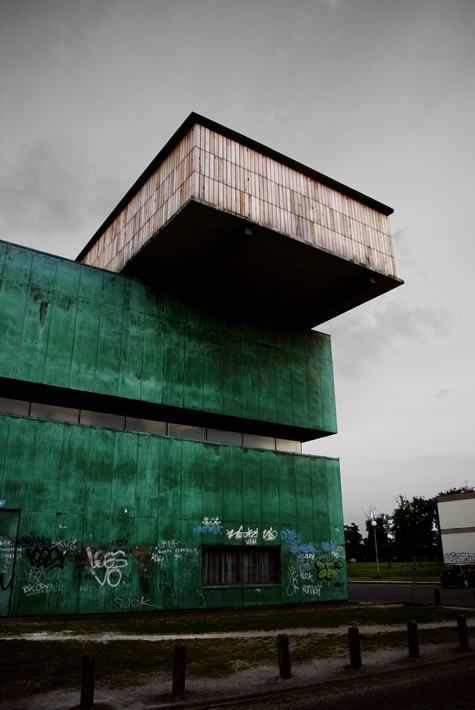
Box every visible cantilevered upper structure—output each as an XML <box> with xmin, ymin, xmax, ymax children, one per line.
<box><xmin>0</xmin><ymin>115</ymin><xmax>402</xmax><ymax>616</ymax></box>
<box><xmin>78</xmin><ymin>113</ymin><xmax>402</xmax><ymax>327</ymax></box>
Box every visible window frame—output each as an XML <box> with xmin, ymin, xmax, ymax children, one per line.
<box><xmin>201</xmin><ymin>545</ymin><xmax>281</xmax><ymax>587</ymax></box>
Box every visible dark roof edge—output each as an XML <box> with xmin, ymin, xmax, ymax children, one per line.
<box><xmin>76</xmin><ymin>112</ymin><xmax>394</xmax><ymax>262</ymax></box>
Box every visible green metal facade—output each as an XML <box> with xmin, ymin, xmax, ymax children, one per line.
<box><xmin>0</xmin><ymin>240</ymin><xmax>346</xmax><ymax>615</ymax></box>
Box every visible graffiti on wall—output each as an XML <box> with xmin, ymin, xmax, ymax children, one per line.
<box><xmin>1</xmin><ymin>517</ymin><xmax>345</xmax><ymax>612</ymax></box>
<box><xmin>444</xmin><ymin>551</ymin><xmax>475</xmax><ymax>563</ymax></box>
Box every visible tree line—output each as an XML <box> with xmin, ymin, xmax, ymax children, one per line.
<box><xmin>345</xmin><ymin>494</ymin><xmax>443</xmax><ymax>563</ymax></box>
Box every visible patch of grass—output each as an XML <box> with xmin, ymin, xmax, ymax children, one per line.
<box><xmin>1</xmin><ymin>604</ymin><xmax>473</xmax><ymax>638</ymax></box>
<box><xmin>346</xmin><ymin>561</ymin><xmax>444</xmax><ymax>581</ymax></box>
<box><xmin>1</xmin><ymin>617</ymin><xmax>473</xmax><ymax>703</ymax></box>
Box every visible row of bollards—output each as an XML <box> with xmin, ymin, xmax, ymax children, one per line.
<box><xmin>78</xmin><ymin>644</ymin><xmax>187</xmax><ymax>708</ymax></box>
<box><xmin>79</xmin><ymin>615</ymin><xmax>471</xmax><ymax>706</ymax></box>
<box><xmin>347</xmin><ymin>614</ymin><xmax>470</xmax><ymax>670</ymax></box>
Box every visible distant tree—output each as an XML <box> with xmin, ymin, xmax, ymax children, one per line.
<box><xmin>392</xmin><ymin>495</ymin><xmax>441</xmax><ymax>561</ymax></box>
<box><xmin>344</xmin><ymin>523</ymin><xmax>365</xmax><ymax>560</ymax></box>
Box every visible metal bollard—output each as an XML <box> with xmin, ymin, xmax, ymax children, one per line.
<box><xmin>172</xmin><ymin>644</ymin><xmax>186</xmax><ymax>695</ymax></box>
<box><xmin>457</xmin><ymin>614</ymin><xmax>470</xmax><ymax>650</ymax></box>
<box><xmin>434</xmin><ymin>588</ymin><xmax>440</xmax><ymax>606</ymax></box>
<box><xmin>348</xmin><ymin>626</ymin><xmax>361</xmax><ymax>669</ymax></box>
<box><xmin>277</xmin><ymin>633</ymin><xmax>292</xmax><ymax>679</ymax></box>
<box><xmin>80</xmin><ymin>653</ymin><xmax>95</xmax><ymax>709</ymax></box>
<box><xmin>407</xmin><ymin>620</ymin><xmax>419</xmax><ymax>659</ymax></box>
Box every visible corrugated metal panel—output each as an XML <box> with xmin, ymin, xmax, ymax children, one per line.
<box><xmin>0</xmin><ymin>242</ymin><xmax>336</xmax><ymax>438</ymax></box>
<box><xmin>0</xmin><ymin>414</ymin><xmax>347</xmax><ymax>614</ymax></box>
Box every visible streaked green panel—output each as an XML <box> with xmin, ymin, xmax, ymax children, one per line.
<box><xmin>202</xmin><ymin>330</ymin><xmax>223</xmax><ymax>414</ymax></box>
<box><xmin>135</xmin><ymin>435</ymin><xmax>160</xmax><ymax>520</ymax></box>
<box><xmin>259</xmin><ymin>449</ymin><xmax>280</xmax><ymax>525</ymax></box>
<box><xmin>3</xmin><ymin>243</ymin><xmax>33</xmax><ymax>283</ymax></box>
<box><xmin>16</xmin><ymin>284</ymin><xmax>52</xmax><ymax>383</ymax></box>
<box><xmin>2</xmin><ymin>416</ymin><xmax>35</xmax><ymax>510</ymax></box>
<box><xmin>183</xmin><ymin>326</ymin><xmax>205</xmax><ymax>411</ymax></box>
<box><xmin>102</xmin><ymin>271</ymin><xmax>125</xmax><ymax>310</ymax></box>
<box><xmin>94</xmin><ymin>303</ymin><xmax>123</xmax><ymax>397</ymax></box>
<box><xmin>258</xmin><ymin>344</ymin><xmax>276</xmax><ymax>423</ymax></box>
<box><xmin>118</xmin><ymin>309</ymin><xmax>144</xmax><ymax>400</ymax></box>
<box><xmin>124</xmin><ymin>276</ymin><xmax>146</xmax><ymax>314</ymax></box>
<box><xmin>305</xmin><ymin>341</ymin><xmax>323</xmax><ymax>431</ymax></box>
<box><xmin>30</xmin><ymin>251</ymin><xmax>57</xmax><ymax>291</ymax></box>
<box><xmin>200</xmin><ymin>442</ymin><xmax>223</xmax><ymax>520</ymax></box>
<box><xmin>320</xmin><ymin>359</ymin><xmax>337</xmax><ymax>433</ymax></box>
<box><xmin>44</xmin><ymin>295</ymin><xmax>77</xmax><ymax>388</ymax></box>
<box><xmin>54</xmin><ymin>258</ymin><xmax>81</xmax><ymax>296</ymax></box>
<box><xmin>241</xmin><ymin>447</ymin><xmax>261</xmax><ymax>524</ymax></box>
<box><xmin>141</xmin><ymin>313</ymin><xmax>164</xmax><ymax>404</ymax></box>
<box><xmin>221</xmin><ymin>445</ymin><xmax>242</xmax><ymax>523</ymax></box>
<box><xmin>241</xmin><ymin>339</ymin><xmax>259</xmax><ymax>420</ymax></box>
<box><xmin>78</xmin><ymin>264</ymin><xmax>103</xmax><ymax>302</ymax></box>
<box><xmin>158</xmin><ymin>437</ymin><xmax>182</xmax><ymax>534</ymax></box>
<box><xmin>133</xmin><ymin>515</ymin><xmax>159</xmax><ymax>606</ymax></box>
<box><xmin>181</xmin><ymin>439</ymin><xmax>203</xmax><ymax>523</ymax></box>
<box><xmin>221</xmin><ymin>335</ymin><xmax>242</xmax><ymax>417</ymax></box>
<box><xmin>311</xmin><ymin>457</ymin><xmax>330</xmax><ymax>535</ymax></box>
<box><xmin>0</xmin><ymin>279</ymin><xmax>27</xmax><ymax>378</ymax></box>
<box><xmin>290</xmin><ymin>350</ymin><xmax>308</xmax><ymax>429</ymax></box>
<box><xmin>294</xmin><ymin>455</ymin><xmax>313</xmax><ymax>524</ymax></box>
<box><xmin>162</xmin><ymin>320</ymin><xmax>185</xmax><ymax>408</ymax></box>
<box><xmin>278</xmin><ymin>454</ymin><xmax>297</xmax><ymax>526</ymax></box>
<box><xmin>274</xmin><ymin>346</ymin><xmax>293</xmax><ymax>427</ymax></box>
<box><xmin>0</xmin><ymin>240</ymin><xmax>8</xmax><ymax>277</ymax></box>
<box><xmin>111</xmin><ymin>430</ymin><xmax>138</xmax><ymax>518</ymax></box>
<box><xmin>83</xmin><ymin>428</ymin><xmax>114</xmax><ymax>520</ymax></box>
<box><xmin>57</xmin><ymin>424</ymin><xmax>89</xmax><ymax>512</ymax></box>
<box><xmin>29</xmin><ymin>420</ymin><xmax>64</xmax><ymax>512</ymax></box>
<box><xmin>69</xmin><ymin>298</ymin><xmax>101</xmax><ymax>392</ymax></box>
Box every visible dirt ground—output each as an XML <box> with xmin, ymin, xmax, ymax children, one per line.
<box><xmin>0</xmin><ymin>624</ymin><xmax>471</xmax><ymax>710</ymax></box>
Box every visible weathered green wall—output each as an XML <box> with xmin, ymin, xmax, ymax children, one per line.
<box><xmin>0</xmin><ymin>241</ymin><xmax>336</xmax><ymax>437</ymax></box>
<box><xmin>0</xmin><ymin>414</ymin><xmax>346</xmax><ymax>615</ymax></box>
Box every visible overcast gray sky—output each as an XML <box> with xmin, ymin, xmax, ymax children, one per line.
<box><xmin>1</xmin><ymin>0</ymin><xmax>473</xmax><ymax>535</ymax></box>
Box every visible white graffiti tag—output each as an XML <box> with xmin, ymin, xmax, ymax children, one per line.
<box><xmin>226</xmin><ymin>526</ymin><xmax>259</xmax><ymax>544</ymax></box>
<box><xmin>286</xmin><ymin>566</ymin><xmax>299</xmax><ymax>597</ymax></box>
<box><xmin>263</xmin><ymin>528</ymin><xmax>278</xmax><ymax>541</ymax></box>
<box><xmin>85</xmin><ymin>548</ymin><xmax>127</xmax><ymax>588</ymax></box>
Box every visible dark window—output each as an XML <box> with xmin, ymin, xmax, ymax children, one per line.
<box><xmin>202</xmin><ymin>546</ymin><xmax>280</xmax><ymax>586</ymax></box>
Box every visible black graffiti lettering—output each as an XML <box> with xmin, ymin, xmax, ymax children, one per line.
<box><xmin>26</xmin><ymin>547</ymin><xmax>65</xmax><ymax>570</ymax></box>
<box><xmin>0</xmin><ymin>572</ymin><xmax>14</xmax><ymax>591</ymax></box>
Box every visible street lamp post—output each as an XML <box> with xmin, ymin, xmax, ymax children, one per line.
<box><xmin>371</xmin><ymin>519</ymin><xmax>380</xmax><ymax>576</ymax></box>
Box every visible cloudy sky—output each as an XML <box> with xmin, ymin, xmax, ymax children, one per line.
<box><xmin>1</xmin><ymin>0</ymin><xmax>473</xmax><ymax>534</ymax></box>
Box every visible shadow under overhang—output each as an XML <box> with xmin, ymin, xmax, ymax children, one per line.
<box><xmin>120</xmin><ymin>200</ymin><xmax>403</xmax><ymax>328</ymax></box>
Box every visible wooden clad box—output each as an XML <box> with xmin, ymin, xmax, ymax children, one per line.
<box><xmin>78</xmin><ymin>114</ymin><xmax>402</xmax><ymax>326</ymax></box>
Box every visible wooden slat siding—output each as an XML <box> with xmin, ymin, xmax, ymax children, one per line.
<box><xmin>81</xmin><ymin>123</ymin><xmax>396</xmax><ymax>279</ymax></box>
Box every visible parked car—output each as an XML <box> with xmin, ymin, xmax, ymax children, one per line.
<box><xmin>440</xmin><ymin>564</ymin><xmax>475</xmax><ymax>588</ymax></box>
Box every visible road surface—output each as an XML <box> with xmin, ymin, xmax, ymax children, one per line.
<box><xmin>201</xmin><ymin>655</ymin><xmax>474</xmax><ymax>710</ymax></box>
<box><xmin>348</xmin><ymin>582</ymin><xmax>475</xmax><ymax>607</ymax></box>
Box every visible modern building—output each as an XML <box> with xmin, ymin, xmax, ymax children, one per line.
<box><xmin>0</xmin><ymin>114</ymin><xmax>402</xmax><ymax>615</ymax></box>
<box><xmin>437</xmin><ymin>489</ymin><xmax>475</xmax><ymax>564</ymax></box>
